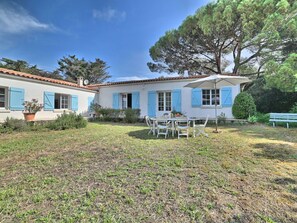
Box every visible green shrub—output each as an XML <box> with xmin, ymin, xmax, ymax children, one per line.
<box><xmin>124</xmin><ymin>108</ymin><xmax>140</xmax><ymax>123</ymax></box>
<box><xmin>46</xmin><ymin>113</ymin><xmax>87</xmax><ymax>130</ymax></box>
<box><xmin>255</xmin><ymin>113</ymin><xmax>270</xmax><ymax>123</ymax></box>
<box><xmin>232</xmin><ymin>92</ymin><xmax>256</xmax><ymax>119</ymax></box>
<box><xmin>2</xmin><ymin>117</ymin><xmax>28</xmax><ymax>132</ymax></box>
<box><xmin>290</xmin><ymin>102</ymin><xmax>297</xmax><ymax>113</ymax></box>
<box><xmin>93</xmin><ymin>107</ymin><xmax>141</xmax><ymax>123</ymax></box>
<box><xmin>247</xmin><ymin>115</ymin><xmax>257</xmax><ymax>124</ymax></box>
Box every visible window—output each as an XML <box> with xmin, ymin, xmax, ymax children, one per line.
<box><xmin>202</xmin><ymin>89</ymin><xmax>220</xmax><ymax>106</ymax></box>
<box><xmin>54</xmin><ymin>93</ymin><xmax>70</xmax><ymax>109</ymax></box>
<box><xmin>121</xmin><ymin>93</ymin><xmax>132</xmax><ymax>109</ymax></box>
<box><xmin>158</xmin><ymin>92</ymin><xmax>171</xmax><ymax>111</ymax></box>
<box><xmin>0</xmin><ymin>87</ymin><xmax>7</xmax><ymax>109</ymax></box>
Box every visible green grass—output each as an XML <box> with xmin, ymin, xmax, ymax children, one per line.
<box><xmin>0</xmin><ymin>122</ymin><xmax>297</xmax><ymax>222</ymax></box>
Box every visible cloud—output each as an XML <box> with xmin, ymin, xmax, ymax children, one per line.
<box><xmin>0</xmin><ymin>2</ymin><xmax>54</xmax><ymax>34</ymax></box>
<box><xmin>93</xmin><ymin>8</ymin><xmax>126</xmax><ymax>21</ymax></box>
<box><xmin>114</xmin><ymin>76</ymin><xmax>148</xmax><ymax>82</ymax></box>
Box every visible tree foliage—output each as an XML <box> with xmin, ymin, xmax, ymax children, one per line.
<box><xmin>148</xmin><ymin>0</ymin><xmax>297</xmax><ymax>77</ymax></box>
<box><xmin>265</xmin><ymin>53</ymin><xmax>297</xmax><ymax>92</ymax></box>
<box><xmin>0</xmin><ymin>58</ymin><xmax>63</xmax><ymax>79</ymax></box>
<box><xmin>57</xmin><ymin>55</ymin><xmax>110</xmax><ymax>84</ymax></box>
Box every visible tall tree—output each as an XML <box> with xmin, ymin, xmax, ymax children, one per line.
<box><xmin>148</xmin><ymin>0</ymin><xmax>297</xmax><ymax>77</ymax></box>
<box><xmin>0</xmin><ymin>58</ymin><xmax>63</xmax><ymax>80</ymax></box>
<box><xmin>57</xmin><ymin>55</ymin><xmax>110</xmax><ymax>84</ymax></box>
<box><xmin>265</xmin><ymin>53</ymin><xmax>297</xmax><ymax>92</ymax></box>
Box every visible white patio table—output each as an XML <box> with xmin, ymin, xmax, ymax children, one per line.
<box><xmin>150</xmin><ymin>117</ymin><xmax>202</xmax><ymax>137</ymax></box>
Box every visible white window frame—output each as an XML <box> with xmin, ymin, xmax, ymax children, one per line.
<box><xmin>54</xmin><ymin>93</ymin><xmax>71</xmax><ymax>110</ymax></box>
<box><xmin>0</xmin><ymin>86</ymin><xmax>8</xmax><ymax>110</ymax></box>
<box><xmin>202</xmin><ymin>89</ymin><xmax>220</xmax><ymax>106</ymax></box>
<box><xmin>158</xmin><ymin>91</ymin><xmax>171</xmax><ymax>112</ymax></box>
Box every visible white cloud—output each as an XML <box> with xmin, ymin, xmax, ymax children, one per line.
<box><xmin>115</xmin><ymin>76</ymin><xmax>148</xmax><ymax>82</ymax></box>
<box><xmin>93</xmin><ymin>8</ymin><xmax>126</xmax><ymax>21</ymax></box>
<box><xmin>0</xmin><ymin>2</ymin><xmax>54</xmax><ymax>34</ymax></box>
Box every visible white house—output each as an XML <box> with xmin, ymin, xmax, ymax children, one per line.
<box><xmin>0</xmin><ymin>68</ymin><xmax>241</xmax><ymax>122</ymax></box>
<box><xmin>91</xmin><ymin>75</ymin><xmax>240</xmax><ymax>119</ymax></box>
<box><xmin>0</xmin><ymin>68</ymin><xmax>97</xmax><ymax>122</ymax></box>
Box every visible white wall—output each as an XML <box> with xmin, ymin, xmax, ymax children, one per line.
<box><xmin>98</xmin><ymin>79</ymin><xmax>240</xmax><ymax>119</ymax></box>
<box><xmin>0</xmin><ymin>74</ymin><xmax>97</xmax><ymax>122</ymax></box>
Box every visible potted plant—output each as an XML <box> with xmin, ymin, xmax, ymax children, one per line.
<box><xmin>23</xmin><ymin>99</ymin><xmax>43</xmax><ymax>121</ymax></box>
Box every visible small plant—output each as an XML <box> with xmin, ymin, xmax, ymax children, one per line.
<box><xmin>248</xmin><ymin>115</ymin><xmax>257</xmax><ymax>124</ymax></box>
<box><xmin>46</xmin><ymin>112</ymin><xmax>87</xmax><ymax>130</ymax></box>
<box><xmin>290</xmin><ymin>102</ymin><xmax>297</xmax><ymax>113</ymax></box>
<box><xmin>218</xmin><ymin>112</ymin><xmax>226</xmax><ymax>124</ymax></box>
<box><xmin>232</xmin><ymin>92</ymin><xmax>256</xmax><ymax>119</ymax></box>
<box><xmin>255</xmin><ymin>113</ymin><xmax>270</xmax><ymax>123</ymax></box>
<box><xmin>23</xmin><ymin>99</ymin><xmax>43</xmax><ymax>114</ymax></box>
<box><xmin>2</xmin><ymin>117</ymin><xmax>28</xmax><ymax>132</ymax></box>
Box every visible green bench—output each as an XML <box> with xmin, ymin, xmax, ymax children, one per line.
<box><xmin>269</xmin><ymin>113</ymin><xmax>297</xmax><ymax>128</ymax></box>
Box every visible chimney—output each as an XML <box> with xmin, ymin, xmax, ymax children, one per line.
<box><xmin>77</xmin><ymin>76</ymin><xmax>83</xmax><ymax>87</ymax></box>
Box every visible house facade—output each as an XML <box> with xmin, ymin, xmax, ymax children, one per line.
<box><xmin>0</xmin><ymin>68</ymin><xmax>241</xmax><ymax>122</ymax></box>
<box><xmin>0</xmin><ymin>68</ymin><xmax>96</xmax><ymax>122</ymax></box>
<box><xmin>94</xmin><ymin>76</ymin><xmax>240</xmax><ymax>119</ymax></box>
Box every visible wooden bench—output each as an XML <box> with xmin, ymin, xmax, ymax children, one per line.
<box><xmin>269</xmin><ymin>113</ymin><xmax>297</xmax><ymax>128</ymax></box>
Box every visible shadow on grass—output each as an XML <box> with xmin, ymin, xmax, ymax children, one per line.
<box><xmin>128</xmin><ymin>129</ymin><xmax>177</xmax><ymax>140</ymax></box>
<box><xmin>273</xmin><ymin>177</ymin><xmax>296</xmax><ymax>185</ymax></box>
<box><xmin>228</xmin><ymin>124</ymin><xmax>297</xmax><ymax>143</ymax></box>
<box><xmin>254</xmin><ymin>143</ymin><xmax>297</xmax><ymax>162</ymax></box>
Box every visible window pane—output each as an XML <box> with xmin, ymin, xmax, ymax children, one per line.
<box><xmin>202</xmin><ymin>89</ymin><xmax>210</xmax><ymax>105</ymax></box>
<box><xmin>122</xmin><ymin>94</ymin><xmax>127</xmax><ymax>109</ymax></box>
<box><xmin>0</xmin><ymin>102</ymin><xmax>4</xmax><ymax>108</ymax></box>
<box><xmin>165</xmin><ymin>92</ymin><xmax>171</xmax><ymax>111</ymax></box>
<box><xmin>0</xmin><ymin>95</ymin><xmax>5</xmax><ymax>102</ymax></box>
<box><xmin>0</xmin><ymin>88</ymin><xmax>5</xmax><ymax>95</ymax></box>
<box><xmin>158</xmin><ymin>92</ymin><xmax>164</xmax><ymax>111</ymax></box>
<box><xmin>211</xmin><ymin>89</ymin><xmax>220</xmax><ymax>105</ymax></box>
<box><xmin>55</xmin><ymin>94</ymin><xmax>60</xmax><ymax>109</ymax></box>
<box><xmin>61</xmin><ymin>95</ymin><xmax>69</xmax><ymax>109</ymax></box>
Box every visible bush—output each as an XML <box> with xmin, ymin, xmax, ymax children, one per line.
<box><xmin>93</xmin><ymin>107</ymin><xmax>141</xmax><ymax>123</ymax></box>
<box><xmin>232</xmin><ymin>92</ymin><xmax>256</xmax><ymax>119</ymax></box>
<box><xmin>46</xmin><ymin>113</ymin><xmax>87</xmax><ymax>130</ymax></box>
<box><xmin>290</xmin><ymin>102</ymin><xmax>297</xmax><ymax>113</ymax></box>
<box><xmin>255</xmin><ymin>113</ymin><xmax>270</xmax><ymax>123</ymax></box>
<box><xmin>124</xmin><ymin>108</ymin><xmax>140</xmax><ymax>123</ymax></box>
<box><xmin>247</xmin><ymin>78</ymin><xmax>297</xmax><ymax>113</ymax></box>
<box><xmin>2</xmin><ymin>117</ymin><xmax>28</xmax><ymax>132</ymax></box>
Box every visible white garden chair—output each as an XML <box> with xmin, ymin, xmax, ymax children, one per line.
<box><xmin>175</xmin><ymin>119</ymin><xmax>191</xmax><ymax>139</ymax></box>
<box><xmin>193</xmin><ymin>116</ymin><xmax>209</xmax><ymax>137</ymax></box>
<box><xmin>156</xmin><ymin>119</ymin><xmax>170</xmax><ymax>138</ymax></box>
<box><xmin>145</xmin><ymin>116</ymin><xmax>154</xmax><ymax>135</ymax></box>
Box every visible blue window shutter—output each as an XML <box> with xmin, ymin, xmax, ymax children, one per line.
<box><xmin>112</xmin><ymin>93</ymin><xmax>119</xmax><ymax>109</ymax></box>
<box><xmin>44</xmin><ymin>92</ymin><xmax>55</xmax><ymax>111</ymax></box>
<box><xmin>221</xmin><ymin>87</ymin><xmax>232</xmax><ymax>107</ymax></box>
<box><xmin>88</xmin><ymin>97</ymin><xmax>94</xmax><ymax>111</ymax></box>
<box><xmin>71</xmin><ymin>95</ymin><xmax>78</xmax><ymax>111</ymax></box>
<box><xmin>132</xmin><ymin>91</ymin><xmax>140</xmax><ymax>109</ymax></box>
<box><xmin>148</xmin><ymin>91</ymin><xmax>156</xmax><ymax>117</ymax></box>
<box><xmin>10</xmin><ymin>87</ymin><xmax>25</xmax><ymax>111</ymax></box>
<box><xmin>172</xmin><ymin>89</ymin><xmax>181</xmax><ymax>112</ymax></box>
<box><xmin>192</xmin><ymin>88</ymin><xmax>202</xmax><ymax>107</ymax></box>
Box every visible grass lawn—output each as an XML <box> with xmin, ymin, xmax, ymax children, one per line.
<box><xmin>0</xmin><ymin>122</ymin><xmax>297</xmax><ymax>222</ymax></box>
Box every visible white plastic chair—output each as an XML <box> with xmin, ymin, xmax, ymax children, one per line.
<box><xmin>156</xmin><ymin>120</ymin><xmax>170</xmax><ymax>138</ymax></box>
<box><xmin>193</xmin><ymin>116</ymin><xmax>209</xmax><ymax>137</ymax></box>
<box><xmin>175</xmin><ymin>119</ymin><xmax>191</xmax><ymax>139</ymax></box>
<box><xmin>145</xmin><ymin>116</ymin><xmax>154</xmax><ymax>135</ymax></box>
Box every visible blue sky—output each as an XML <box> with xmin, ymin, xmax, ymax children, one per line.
<box><xmin>0</xmin><ymin>0</ymin><xmax>210</xmax><ymax>82</ymax></box>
